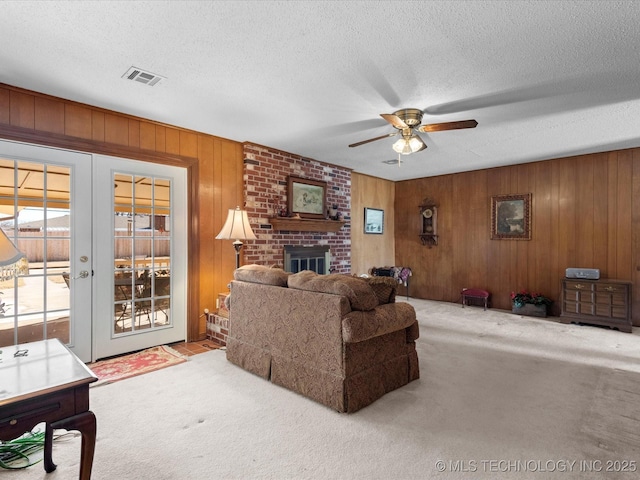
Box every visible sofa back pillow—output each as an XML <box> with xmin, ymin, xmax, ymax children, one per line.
<box><xmin>364</xmin><ymin>276</ymin><xmax>397</xmax><ymax>304</ymax></box>
<box><xmin>288</xmin><ymin>270</ymin><xmax>378</xmax><ymax>311</ymax></box>
<box><xmin>234</xmin><ymin>264</ymin><xmax>290</xmax><ymax>287</ymax></box>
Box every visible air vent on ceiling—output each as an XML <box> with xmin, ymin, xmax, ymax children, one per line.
<box><xmin>122</xmin><ymin>66</ymin><xmax>165</xmax><ymax>86</ymax></box>
<box><xmin>382</xmin><ymin>159</ymin><xmax>399</xmax><ymax>165</ymax></box>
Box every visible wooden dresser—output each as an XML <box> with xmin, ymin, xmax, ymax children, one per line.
<box><xmin>560</xmin><ymin>278</ymin><xmax>632</xmax><ymax>333</ymax></box>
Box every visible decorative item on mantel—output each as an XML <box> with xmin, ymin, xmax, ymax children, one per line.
<box><xmin>511</xmin><ymin>290</ymin><xmax>553</xmax><ymax>318</ymax></box>
<box><xmin>328</xmin><ymin>203</ymin><xmax>339</xmax><ymax>220</ymax></box>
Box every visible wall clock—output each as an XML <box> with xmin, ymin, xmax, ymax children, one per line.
<box><xmin>419</xmin><ymin>200</ymin><xmax>438</xmax><ymax>247</ymax></box>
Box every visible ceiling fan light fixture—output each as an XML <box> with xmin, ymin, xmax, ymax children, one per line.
<box><xmin>392</xmin><ymin>134</ymin><xmax>426</xmax><ymax>155</ymax></box>
<box><xmin>392</xmin><ymin>137</ymin><xmax>410</xmax><ymax>154</ymax></box>
<box><xmin>409</xmin><ymin>135</ymin><xmax>426</xmax><ymax>152</ymax></box>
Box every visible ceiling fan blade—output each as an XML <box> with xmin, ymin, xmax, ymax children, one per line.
<box><xmin>418</xmin><ymin>119</ymin><xmax>478</xmax><ymax>133</ymax></box>
<box><xmin>380</xmin><ymin>113</ymin><xmax>408</xmax><ymax>129</ymax></box>
<box><xmin>348</xmin><ymin>132</ymin><xmax>397</xmax><ymax>148</ymax></box>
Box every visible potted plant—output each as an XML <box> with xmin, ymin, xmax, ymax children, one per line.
<box><xmin>510</xmin><ymin>290</ymin><xmax>553</xmax><ymax>318</ymax></box>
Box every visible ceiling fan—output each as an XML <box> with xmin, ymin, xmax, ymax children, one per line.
<box><xmin>348</xmin><ymin>108</ymin><xmax>477</xmax><ymax>156</ymax></box>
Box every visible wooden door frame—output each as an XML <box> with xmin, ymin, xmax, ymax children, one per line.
<box><xmin>0</xmin><ymin>124</ymin><xmax>201</xmax><ymax>342</ymax></box>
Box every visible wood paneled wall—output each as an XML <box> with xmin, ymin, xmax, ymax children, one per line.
<box><xmin>0</xmin><ymin>83</ymin><xmax>244</xmax><ymax>340</ymax></box>
<box><xmin>394</xmin><ymin>149</ymin><xmax>640</xmax><ymax>323</ymax></box>
<box><xmin>351</xmin><ymin>173</ymin><xmax>395</xmax><ymax>275</ymax></box>
<box><xmin>6</xmin><ymin>84</ymin><xmax>640</xmax><ymax>334</ymax></box>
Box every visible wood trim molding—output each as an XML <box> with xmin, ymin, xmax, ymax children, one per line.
<box><xmin>187</xmin><ymin>162</ymin><xmax>200</xmax><ymax>341</ymax></box>
<box><xmin>0</xmin><ymin>123</ymin><xmax>197</xmax><ymax>166</ymax></box>
<box><xmin>0</xmin><ymin>123</ymin><xmax>201</xmax><ymax>342</ymax></box>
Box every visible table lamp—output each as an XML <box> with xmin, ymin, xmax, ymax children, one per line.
<box><xmin>215</xmin><ymin>207</ymin><xmax>256</xmax><ymax>269</ymax></box>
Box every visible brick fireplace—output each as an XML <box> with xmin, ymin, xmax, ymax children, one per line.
<box><xmin>242</xmin><ymin>144</ymin><xmax>351</xmax><ymax>273</ymax></box>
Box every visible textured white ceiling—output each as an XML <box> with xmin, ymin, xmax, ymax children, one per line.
<box><xmin>2</xmin><ymin>1</ymin><xmax>640</xmax><ymax>181</ymax></box>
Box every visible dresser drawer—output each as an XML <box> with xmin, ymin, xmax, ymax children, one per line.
<box><xmin>564</xmin><ymin>280</ymin><xmax>594</xmax><ymax>292</ymax></box>
<box><xmin>563</xmin><ymin>301</ymin><xmax>594</xmax><ymax>316</ymax></box>
<box><xmin>594</xmin><ymin>305</ymin><xmax>628</xmax><ymax>319</ymax></box>
<box><xmin>0</xmin><ymin>390</ymin><xmax>75</xmax><ymax>439</ymax></box>
<box><xmin>595</xmin><ymin>292</ymin><xmax>627</xmax><ymax>306</ymax></box>
<box><xmin>595</xmin><ymin>283</ymin><xmax>628</xmax><ymax>293</ymax></box>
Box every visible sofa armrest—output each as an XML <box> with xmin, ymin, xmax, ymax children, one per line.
<box><xmin>341</xmin><ymin>302</ymin><xmax>417</xmax><ymax>344</ymax></box>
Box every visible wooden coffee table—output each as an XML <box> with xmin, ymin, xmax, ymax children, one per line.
<box><xmin>0</xmin><ymin>338</ymin><xmax>98</xmax><ymax>479</ymax></box>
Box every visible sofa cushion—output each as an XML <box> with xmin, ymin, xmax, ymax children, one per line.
<box><xmin>364</xmin><ymin>276</ymin><xmax>397</xmax><ymax>304</ymax></box>
<box><xmin>287</xmin><ymin>271</ymin><xmax>378</xmax><ymax>311</ymax></box>
<box><xmin>234</xmin><ymin>264</ymin><xmax>290</xmax><ymax>287</ymax></box>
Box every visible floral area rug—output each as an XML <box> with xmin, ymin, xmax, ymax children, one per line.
<box><xmin>88</xmin><ymin>345</ymin><xmax>187</xmax><ymax>387</ymax></box>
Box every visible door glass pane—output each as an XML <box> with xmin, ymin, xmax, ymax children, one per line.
<box><xmin>112</xmin><ymin>173</ymin><xmax>172</xmax><ymax>336</ymax></box>
<box><xmin>114</xmin><ymin>173</ymin><xmax>133</xmax><ymax>208</ymax></box>
<box><xmin>0</xmin><ymin>160</ymin><xmax>71</xmax><ymax>349</ymax></box>
<box><xmin>46</xmin><ymin>166</ymin><xmax>70</xmax><ymax>204</ymax></box>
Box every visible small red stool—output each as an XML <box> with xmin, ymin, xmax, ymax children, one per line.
<box><xmin>461</xmin><ymin>288</ymin><xmax>490</xmax><ymax>310</ymax></box>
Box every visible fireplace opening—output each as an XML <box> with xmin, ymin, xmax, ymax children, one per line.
<box><xmin>284</xmin><ymin>245</ymin><xmax>330</xmax><ymax>275</ymax></box>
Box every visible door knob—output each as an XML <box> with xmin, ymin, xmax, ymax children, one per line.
<box><xmin>73</xmin><ymin>271</ymin><xmax>90</xmax><ymax>279</ymax></box>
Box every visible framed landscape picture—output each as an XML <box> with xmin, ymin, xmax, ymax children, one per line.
<box><xmin>491</xmin><ymin>193</ymin><xmax>532</xmax><ymax>240</ymax></box>
<box><xmin>364</xmin><ymin>207</ymin><xmax>384</xmax><ymax>234</ymax></box>
<box><xmin>287</xmin><ymin>176</ymin><xmax>326</xmax><ymax>219</ymax></box>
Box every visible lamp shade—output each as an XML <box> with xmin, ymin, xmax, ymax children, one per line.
<box><xmin>215</xmin><ymin>207</ymin><xmax>257</xmax><ymax>241</ymax></box>
<box><xmin>0</xmin><ymin>228</ymin><xmax>24</xmax><ymax>266</ymax></box>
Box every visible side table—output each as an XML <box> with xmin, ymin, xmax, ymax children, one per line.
<box><xmin>0</xmin><ymin>339</ymin><xmax>98</xmax><ymax>479</ymax></box>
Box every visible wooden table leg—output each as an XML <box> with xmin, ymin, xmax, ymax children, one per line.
<box><xmin>44</xmin><ymin>422</ymin><xmax>56</xmax><ymax>473</ymax></box>
<box><xmin>49</xmin><ymin>411</ymin><xmax>97</xmax><ymax>480</ymax></box>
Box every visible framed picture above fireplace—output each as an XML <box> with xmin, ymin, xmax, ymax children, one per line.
<box><xmin>287</xmin><ymin>176</ymin><xmax>327</xmax><ymax>219</ymax></box>
<box><xmin>364</xmin><ymin>207</ymin><xmax>384</xmax><ymax>234</ymax></box>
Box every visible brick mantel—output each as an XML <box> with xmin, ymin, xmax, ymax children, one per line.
<box><xmin>242</xmin><ymin>144</ymin><xmax>351</xmax><ymax>273</ymax></box>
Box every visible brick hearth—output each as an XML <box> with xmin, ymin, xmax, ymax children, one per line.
<box><xmin>206</xmin><ymin>313</ymin><xmax>229</xmax><ymax>346</ymax></box>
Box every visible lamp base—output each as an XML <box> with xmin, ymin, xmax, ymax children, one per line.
<box><xmin>233</xmin><ymin>240</ymin><xmax>243</xmax><ymax>270</ymax></box>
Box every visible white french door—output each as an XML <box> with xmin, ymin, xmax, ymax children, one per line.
<box><xmin>0</xmin><ymin>140</ymin><xmax>92</xmax><ymax>361</ymax></box>
<box><xmin>92</xmin><ymin>155</ymin><xmax>187</xmax><ymax>361</ymax></box>
<box><xmin>0</xmin><ymin>141</ymin><xmax>188</xmax><ymax>363</ymax></box>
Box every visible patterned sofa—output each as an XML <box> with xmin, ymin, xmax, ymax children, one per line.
<box><xmin>225</xmin><ymin>265</ymin><xmax>420</xmax><ymax>413</ymax></box>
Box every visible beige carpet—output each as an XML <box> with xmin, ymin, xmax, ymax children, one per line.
<box><xmin>6</xmin><ymin>299</ymin><xmax>640</xmax><ymax>479</ymax></box>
